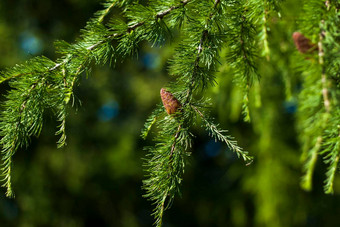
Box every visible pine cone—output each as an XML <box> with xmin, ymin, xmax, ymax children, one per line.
<box><xmin>292</xmin><ymin>32</ymin><xmax>316</xmax><ymax>54</ymax></box>
<box><xmin>160</xmin><ymin>88</ymin><xmax>182</xmax><ymax>115</ymax></box>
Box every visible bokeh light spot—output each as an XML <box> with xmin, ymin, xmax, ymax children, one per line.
<box><xmin>97</xmin><ymin>100</ymin><xmax>119</xmax><ymax>122</ymax></box>
<box><xmin>19</xmin><ymin>31</ymin><xmax>43</xmax><ymax>55</ymax></box>
<box><xmin>204</xmin><ymin>139</ymin><xmax>221</xmax><ymax>158</ymax></box>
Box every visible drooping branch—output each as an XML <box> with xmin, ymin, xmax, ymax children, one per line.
<box><xmin>191</xmin><ymin>104</ymin><xmax>252</xmax><ymax>163</ymax></box>
<box><xmin>2</xmin><ymin>0</ymin><xmax>192</xmax><ymax>83</ymax></box>
<box><xmin>0</xmin><ymin>0</ymin><xmax>192</xmax><ymax>198</ymax></box>
<box><xmin>298</xmin><ymin>0</ymin><xmax>340</xmax><ymax>193</ymax></box>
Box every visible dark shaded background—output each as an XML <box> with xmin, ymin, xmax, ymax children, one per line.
<box><xmin>0</xmin><ymin>0</ymin><xmax>339</xmax><ymax>226</ymax></box>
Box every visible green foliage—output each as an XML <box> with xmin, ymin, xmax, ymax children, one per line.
<box><xmin>0</xmin><ymin>0</ymin><xmax>340</xmax><ymax>226</ymax></box>
<box><xmin>0</xmin><ymin>56</ymin><xmax>61</xmax><ymax>197</ymax></box>
<box><xmin>296</xmin><ymin>0</ymin><xmax>340</xmax><ymax>194</ymax></box>
<box><xmin>141</xmin><ymin>1</ymin><xmax>253</xmax><ymax>224</ymax></box>
<box><xmin>143</xmin><ymin>113</ymin><xmax>192</xmax><ymax>226</ymax></box>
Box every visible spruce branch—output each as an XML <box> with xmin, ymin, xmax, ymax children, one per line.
<box><xmin>143</xmin><ymin>1</ymin><xmax>254</xmax><ymax>225</ymax></box>
<box><xmin>261</xmin><ymin>7</ymin><xmax>270</xmax><ymax>60</ymax></box>
<box><xmin>182</xmin><ymin>0</ymin><xmax>221</xmax><ymax>105</ymax></box>
<box><xmin>141</xmin><ymin>105</ymin><xmax>165</xmax><ymax>139</ymax></box>
<box><xmin>191</xmin><ymin>104</ymin><xmax>252</xmax><ymax>163</ymax></box>
<box><xmin>156</xmin><ymin>0</ymin><xmax>190</xmax><ymax>20</ymax></box>
<box><xmin>1</xmin><ymin>2</ymin><xmax>118</xmax><ymax>83</ymax></box>
<box><xmin>143</xmin><ymin>116</ymin><xmax>191</xmax><ymax>227</ymax></box>
<box><xmin>323</xmin><ymin>136</ymin><xmax>340</xmax><ymax>194</ymax></box>
<box><xmin>0</xmin><ymin>1</ymin><xmax>118</xmax><ymax>195</ymax></box>
<box><xmin>301</xmin><ymin>136</ymin><xmax>321</xmax><ymax>191</ymax></box>
<box><xmin>298</xmin><ymin>0</ymin><xmax>340</xmax><ymax>193</ymax></box>
<box><xmin>247</xmin><ymin>0</ymin><xmax>276</xmax><ymax>60</ymax></box>
<box><xmin>227</xmin><ymin>1</ymin><xmax>261</xmax><ymax>122</ymax></box>
<box><xmin>0</xmin><ymin>0</ymin><xmax>192</xmax><ymax>196</ymax></box>
<box><xmin>96</xmin><ymin>0</ymin><xmax>120</xmax><ymax>23</ymax></box>
<box><xmin>318</xmin><ymin>25</ymin><xmax>331</xmax><ymax>113</ymax></box>
<box><xmin>169</xmin><ymin>124</ymin><xmax>182</xmax><ymax>159</ymax></box>
<box><xmin>0</xmin><ymin>74</ymin><xmax>52</xmax><ymax>197</ymax></box>
<box><xmin>0</xmin><ymin>56</ymin><xmax>58</xmax><ymax>84</ymax></box>
<box><xmin>55</xmin><ymin>67</ymin><xmax>68</xmax><ymax>148</ymax></box>
<box><xmin>319</xmin><ymin>1</ymin><xmax>340</xmax><ymax>193</ymax></box>
<box><xmin>321</xmin><ymin>111</ymin><xmax>340</xmax><ymax>194</ymax></box>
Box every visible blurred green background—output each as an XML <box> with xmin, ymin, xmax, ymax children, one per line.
<box><xmin>0</xmin><ymin>0</ymin><xmax>340</xmax><ymax>226</ymax></box>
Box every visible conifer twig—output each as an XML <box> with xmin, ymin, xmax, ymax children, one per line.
<box><xmin>262</xmin><ymin>8</ymin><xmax>270</xmax><ymax>60</ymax></box>
<box><xmin>97</xmin><ymin>0</ymin><xmax>118</xmax><ymax>23</ymax></box>
<box><xmin>1</xmin><ymin>0</ymin><xmax>194</xmax><ymax>198</ymax></box>
<box><xmin>143</xmin><ymin>2</ymin><xmax>243</xmax><ymax>225</ymax></box>
<box><xmin>53</xmin><ymin>0</ymin><xmax>191</xmax><ymax>74</ymax></box>
<box><xmin>184</xmin><ymin>0</ymin><xmax>220</xmax><ymax>105</ymax></box>
<box><xmin>301</xmin><ymin>136</ymin><xmax>321</xmax><ymax>190</ymax></box>
<box><xmin>170</xmin><ymin>125</ymin><xmax>182</xmax><ymax>159</ymax></box>
<box><xmin>156</xmin><ymin>0</ymin><xmax>190</xmax><ymax>19</ymax></box>
<box><xmin>191</xmin><ymin>105</ymin><xmax>252</xmax><ymax>162</ymax></box>
<box><xmin>4</xmin><ymin>1</ymin><xmax>191</xmax><ymax>84</ymax></box>
<box><xmin>299</xmin><ymin>1</ymin><xmax>340</xmax><ymax>193</ymax></box>
<box><xmin>318</xmin><ymin>30</ymin><xmax>331</xmax><ymax>113</ymax></box>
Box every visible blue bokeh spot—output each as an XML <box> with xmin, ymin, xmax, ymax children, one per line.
<box><xmin>19</xmin><ymin>31</ymin><xmax>43</xmax><ymax>55</ymax></box>
<box><xmin>204</xmin><ymin>140</ymin><xmax>221</xmax><ymax>158</ymax></box>
<box><xmin>283</xmin><ymin>100</ymin><xmax>297</xmax><ymax>114</ymax></box>
<box><xmin>141</xmin><ymin>53</ymin><xmax>160</xmax><ymax>70</ymax></box>
<box><xmin>97</xmin><ymin>100</ymin><xmax>119</xmax><ymax>122</ymax></box>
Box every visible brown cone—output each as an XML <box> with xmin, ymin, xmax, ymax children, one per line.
<box><xmin>292</xmin><ymin>32</ymin><xmax>316</xmax><ymax>54</ymax></box>
<box><xmin>160</xmin><ymin>88</ymin><xmax>182</xmax><ymax>115</ymax></box>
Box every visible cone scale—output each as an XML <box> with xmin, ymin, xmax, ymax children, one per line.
<box><xmin>160</xmin><ymin>88</ymin><xmax>182</xmax><ymax>115</ymax></box>
<box><xmin>292</xmin><ymin>32</ymin><xmax>316</xmax><ymax>54</ymax></box>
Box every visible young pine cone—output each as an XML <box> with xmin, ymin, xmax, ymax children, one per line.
<box><xmin>292</xmin><ymin>32</ymin><xmax>317</xmax><ymax>54</ymax></box>
<box><xmin>160</xmin><ymin>88</ymin><xmax>182</xmax><ymax>115</ymax></box>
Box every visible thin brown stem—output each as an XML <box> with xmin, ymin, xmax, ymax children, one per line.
<box><xmin>318</xmin><ymin>25</ymin><xmax>331</xmax><ymax>113</ymax></box>
<box><xmin>157</xmin><ymin>0</ymin><xmax>190</xmax><ymax>19</ymax></box>
<box><xmin>322</xmin><ymin>74</ymin><xmax>331</xmax><ymax>112</ymax></box>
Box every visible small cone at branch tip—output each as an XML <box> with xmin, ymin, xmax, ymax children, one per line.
<box><xmin>292</xmin><ymin>32</ymin><xmax>316</xmax><ymax>54</ymax></box>
<box><xmin>160</xmin><ymin>88</ymin><xmax>182</xmax><ymax>115</ymax></box>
